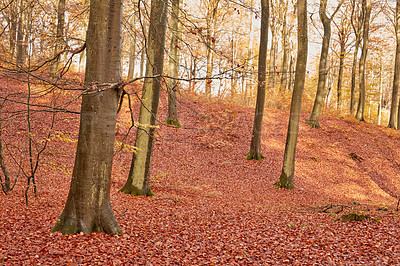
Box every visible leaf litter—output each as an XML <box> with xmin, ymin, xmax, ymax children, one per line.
<box><xmin>1</xmin><ymin>79</ymin><xmax>400</xmax><ymax>264</ymax></box>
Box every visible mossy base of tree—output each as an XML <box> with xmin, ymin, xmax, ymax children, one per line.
<box><xmin>336</xmin><ymin>212</ymin><xmax>379</xmax><ymax>223</ymax></box>
<box><xmin>119</xmin><ymin>184</ymin><xmax>154</xmax><ymax>196</ymax></box>
<box><xmin>51</xmin><ymin>206</ymin><xmax>122</xmax><ymax>235</ymax></box>
<box><xmin>305</xmin><ymin>119</ymin><xmax>320</xmax><ymax>128</ymax></box>
<box><xmin>165</xmin><ymin>118</ymin><xmax>181</xmax><ymax>128</ymax></box>
<box><xmin>246</xmin><ymin>150</ymin><xmax>265</xmax><ymax>161</ymax></box>
<box><xmin>274</xmin><ymin>172</ymin><xmax>294</xmax><ymax>190</ymax></box>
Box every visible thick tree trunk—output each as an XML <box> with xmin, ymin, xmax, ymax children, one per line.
<box><xmin>52</xmin><ymin>0</ymin><xmax>123</xmax><ymax>235</ymax></box>
<box><xmin>50</xmin><ymin>0</ymin><xmax>66</xmax><ymax>76</ymax></box>
<box><xmin>120</xmin><ymin>0</ymin><xmax>168</xmax><ymax>196</ymax></box>
<box><xmin>166</xmin><ymin>0</ymin><xmax>181</xmax><ymax>127</ymax></box>
<box><xmin>246</xmin><ymin>0</ymin><xmax>269</xmax><ymax>161</ymax></box>
<box><xmin>389</xmin><ymin>0</ymin><xmax>400</xmax><ymax>129</ymax></box>
<box><xmin>355</xmin><ymin>0</ymin><xmax>371</xmax><ymax>121</ymax></box>
<box><xmin>275</xmin><ymin>0</ymin><xmax>307</xmax><ymax>189</ymax></box>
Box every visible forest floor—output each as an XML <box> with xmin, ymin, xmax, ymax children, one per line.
<box><xmin>1</xmin><ymin>77</ymin><xmax>400</xmax><ymax>264</ymax></box>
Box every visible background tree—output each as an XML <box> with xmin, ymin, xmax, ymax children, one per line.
<box><xmin>355</xmin><ymin>0</ymin><xmax>372</xmax><ymax>121</ymax></box>
<box><xmin>52</xmin><ymin>0</ymin><xmax>123</xmax><ymax>235</ymax></box>
<box><xmin>246</xmin><ymin>0</ymin><xmax>269</xmax><ymax>161</ymax></box>
<box><xmin>50</xmin><ymin>0</ymin><xmax>66</xmax><ymax>77</ymax></box>
<box><xmin>306</xmin><ymin>0</ymin><xmax>342</xmax><ymax>128</ymax></box>
<box><xmin>120</xmin><ymin>0</ymin><xmax>168</xmax><ymax>196</ymax></box>
<box><xmin>389</xmin><ymin>0</ymin><xmax>400</xmax><ymax>129</ymax></box>
<box><xmin>274</xmin><ymin>0</ymin><xmax>308</xmax><ymax>189</ymax></box>
<box><xmin>349</xmin><ymin>0</ymin><xmax>364</xmax><ymax>114</ymax></box>
<box><xmin>165</xmin><ymin>0</ymin><xmax>181</xmax><ymax>127</ymax></box>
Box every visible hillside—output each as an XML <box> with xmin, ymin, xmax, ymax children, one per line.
<box><xmin>1</xmin><ymin>81</ymin><xmax>400</xmax><ymax>264</ymax></box>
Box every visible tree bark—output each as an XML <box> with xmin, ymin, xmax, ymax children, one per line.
<box><xmin>350</xmin><ymin>0</ymin><xmax>363</xmax><ymax>114</ymax></box>
<box><xmin>50</xmin><ymin>0</ymin><xmax>66</xmax><ymax>76</ymax></box>
<box><xmin>306</xmin><ymin>0</ymin><xmax>342</xmax><ymax>127</ymax></box>
<box><xmin>52</xmin><ymin>0</ymin><xmax>123</xmax><ymax>235</ymax></box>
<box><xmin>166</xmin><ymin>0</ymin><xmax>181</xmax><ymax>127</ymax></box>
<box><xmin>275</xmin><ymin>0</ymin><xmax>308</xmax><ymax>189</ymax></box>
<box><xmin>280</xmin><ymin>0</ymin><xmax>290</xmax><ymax>91</ymax></box>
<box><xmin>389</xmin><ymin>0</ymin><xmax>400</xmax><ymax>129</ymax></box>
<box><xmin>337</xmin><ymin>36</ymin><xmax>345</xmax><ymax>110</ymax></box>
<box><xmin>120</xmin><ymin>0</ymin><xmax>168</xmax><ymax>196</ymax></box>
<box><xmin>127</xmin><ymin>10</ymin><xmax>137</xmax><ymax>80</ymax></box>
<box><xmin>205</xmin><ymin>0</ymin><xmax>219</xmax><ymax>98</ymax></box>
<box><xmin>246</xmin><ymin>0</ymin><xmax>269</xmax><ymax>161</ymax></box>
<box><xmin>355</xmin><ymin>0</ymin><xmax>371</xmax><ymax>121</ymax></box>
<box><xmin>306</xmin><ymin>0</ymin><xmax>331</xmax><ymax>128</ymax></box>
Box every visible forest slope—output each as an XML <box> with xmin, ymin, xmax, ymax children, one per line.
<box><xmin>1</xmin><ymin>81</ymin><xmax>400</xmax><ymax>264</ymax></box>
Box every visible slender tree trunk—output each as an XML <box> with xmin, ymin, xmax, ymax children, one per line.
<box><xmin>16</xmin><ymin>0</ymin><xmax>24</xmax><ymax>68</ymax></box>
<box><xmin>205</xmin><ymin>0</ymin><xmax>219</xmax><ymax>98</ymax></box>
<box><xmin>127</xmin><ymin>11</ymin><xmax>137</xmax><ymax>80</ymax></box>
<box><xmin>50</xmin><ymin>0</ymin><xmax>66</xmax><ymax>76</ymax></box>
<box><xmin>337</xmin><ymin>40</ymin><xmax>345</xmax><ymax>110</ymax></box>
<box><xmin>246</xmin><ymin>0</ymin><xmax>269</xmax><ymax>161</ymax></box>
<box><xmin>355</xmin><ymin>0</ymin><xmax>371</xmax><ymax>121</ymax></box>
<box><xmin>120</xmin><ymin>0</ymin><xmax>168</xmax><ymax>196</ymax></box>
<box><xmin>0</xmin><ymin>104</ymin><xmax>11</xmax><ymax>193</ymax></box>
<box><xmin>350</xmin><ymin>0</ymin><xmax>363</xmax><ymax>114</ymax></box>
<box><xmin>280</xmin><ymin>0</ymin><xmax>289</xmax><ymax>91</ymax></box>
<box><xmin>275</xmin><ymin>0</ymin><xmax>307</xmax><ymax>189</ymax></box>
<box><xmin>166</xmin><ymin>0</ymin><xmax>181</xmax><ymax>127</ymax></box>
<box><xmin>378</xmin><ymin>62</ymin><xmax>383</xmax><ymax>125</ymax></box>
<box><xmin>389</xmin><ymin>0</ymin><xmax>400</xmax><ymax>129</ymax></box>
<box><xmin>139</xmin><ymin>18</ymin><xmax>147</xmax><ymax>78</ymax></box>
<box><xmin>52</xmin><ymin>0</ymin><xmax>123</xmax><ymax>235</ymax></box>
<box><xmin>306</xmin><ymin>0</ymin><xmax>331</xmax><ymax>128</ymax></box>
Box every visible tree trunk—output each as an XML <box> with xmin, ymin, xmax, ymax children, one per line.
<box><xmin>350</xmin><ymin>0</ymin><xmax>363</xmax><ymax>114</ymax></box>
<box><xmin>16</xmin><ymin>0</ymin><xmax>24</xmax><ymax>68</ymax></box>
<box><xmin>337</xmin><ymin>40</ymin><xmax>345</xmax><ymax>111</ymax></box>
<box><xmin>205</xmin><ymin>0</ymin><xmax>219</xmax><ymax>98</ymax></box>
<box><xmin>355</xmin><ymin>0</ymin><xmax>371</xmax><ymax>121</ymax></box>
<box><xmin>166</xmin><ymin>0</ymin><xmax>181</xmax><ymax>127</ymax></box>
<box><xmin>306</xmin><ymin>0</ymin><xmax>331</xmax><ymax>128</ymax></box>
<box><xmin>275</xmin><ymin>0</ymin><xmax>307</xmax><ymax>189</ymax></box>
<box><xmin>52</xmin><ymin>0</ymin><xmax>123</xmax><ymax>235</ymax></box>
<box><xmin>0</xmin><ymin>104</ymin><xmax>11</xmax><ymax>193</ymax></box>
<box><xmin>120</xmin><ymin>0</ymin><xmax>168</xmax><ymax>196</ymax></box>
<box><xmin>280</xmin><ymin>0</ymin><xmax>289</xmax><ymax>91</ymax></box>
<box><xmin>127</xmin><ymin>11</ymin><xmax>137</xmax><ymax>80</ymax></box>
<box><xmin>389</xmin><ymin>0</ymin><xmax>400</xmax><ymax>129</ymax></box>
<box><xmin>50</xmin><ymin>0</ymin><xmax>66</xmax><ymax>77</ymax></box>
<box><xmin>246</xmin><ymin>0</ymin><xmax>269</xmax><ymax>161</ymax></box>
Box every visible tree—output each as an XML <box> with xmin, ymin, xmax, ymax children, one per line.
<box><xmin>355</xmin><ymin>0</ymin><xmax>371</xmax><ymax>121</ymax></box>
<box><xmin>246</xmin><ymin>0</ymin><xmax>269</xmax><ymax>161</ymax></box>
<box><xmin>349</xmin><ymin>0</ymin><xmax>363</xmax><ymax>114</ymax></box>
<box><xmin>204</xmin><ymin>0</ymin><xmax>220</xmax><ymax>98</ymax></box>
<box><xmin>274</xmin><ymin>0</ymin><xmax>308</xmax><ymax>189</ymax></box>
<box><xmin>334</xmin><ymin>11</ymin><xmax>351</xmax><ymax>111</ymax></box>
<box><xmin>165</xmin><ymin>0</ymin><xmax>181</xmax><ymax>127</ymax></box>
<box><xmin>50</xmin><ymin>0</ymin><xmax>66</xmax><ymax>76</ymax></box>
<box><xmin>389</xmin><ymin>0</ymin><xmax>400</xmax><ymax>129</ymax></box>
<box><xmin>120</xmin><ymin>0</ymin><xmax>168</xmax><ymax>196</ymax></box>
<box><xmin>306</xmin><ymin>0</ymin><xmax>342</xmax><ymax>128</ymax></box>
<box><xmin>127</xmin><ymin>5</ymin><xmax>137</xmax><ymax>80</ymax></box>
<box><xmin>52</xmin><ymin>0</ymin><xmax>123</xmax><ymax>235</ymax></box>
